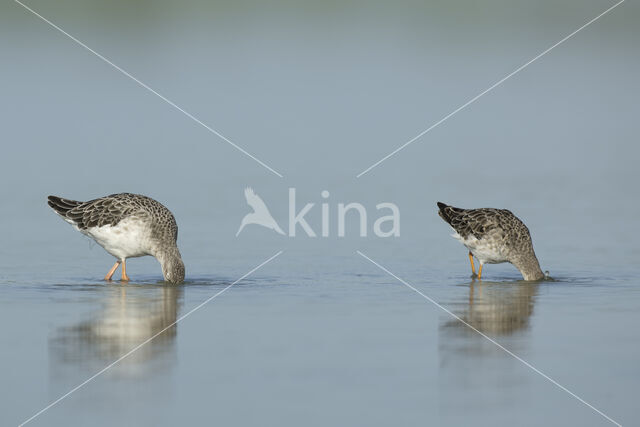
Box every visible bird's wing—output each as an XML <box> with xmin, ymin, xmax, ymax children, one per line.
<box><xmin>244</xmin><ymin>187</ymin><xmax>271</xmax><ymax>215</ymax></box>
<box><xmin>439</xmin><ymin>203</ymin><xmax>529</xmax><ymax>244</ymax></box>
<box><xmin>65</xmin><ymin>194</ymin><xmax>142</xmax><ymax>230</ymax></box>
<box><xmin>440</xmin><ymin>205</ymin><xmax>502</xmax><ymax>240</ymax></box>
<box><xmin>462</xmin><ymin>208</ymin><xmax>523</xmax><ymax>240</ymax></box>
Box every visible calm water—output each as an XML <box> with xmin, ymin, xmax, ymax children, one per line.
<box><xmin>1</xmin><ymin>0</ymin><xmax>639</xmax><ymax>426</ymax></box>
<box><xmin>2</xmin><ymin>254</ymin><xmax>639</xmax><ymax>426</ymax></box>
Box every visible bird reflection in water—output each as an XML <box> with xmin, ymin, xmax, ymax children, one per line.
<box><xmin>445</xmin><ymin>280</ymin><xmax>538</xmax><ymax>336</ymax></box>
<box><xmin>438</xmin><ymin>281</ymin><xmax>539</xmax><ymax>417</ymax></box>
<box><xmin>50</xmin><ymin>285</ymin><xmax>182</xmax><ymax>380</ymax></box>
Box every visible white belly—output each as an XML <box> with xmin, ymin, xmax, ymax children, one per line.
<box><xmin>452</xmin><ymin>232</ymin><xmax>507</xmax><ymax>265</ymax></box>
<box><xmin>85</xmin><ymin>217</ymin><xmax>153</xmax><ymax>260</ymax></box>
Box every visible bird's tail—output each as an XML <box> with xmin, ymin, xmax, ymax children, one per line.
<box><xmin>437</xmin><ymin>201</ymin><xmax>464</xmax><ymax>225</ymax></box>
<box><xmin>47</xmin><ymin>195</ymin><xmax>82</xmax><ymax>218</ymax></box>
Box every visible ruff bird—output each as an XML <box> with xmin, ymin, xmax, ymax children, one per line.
<box><xmin>437</xmin><ymin>202</ymin><xmax>544</xmax><ymax>281</ymax></box>
<box><xmin>48</xmin><ymin>193</ymin><xmax>185</xmax><ymax>283</ymax></box>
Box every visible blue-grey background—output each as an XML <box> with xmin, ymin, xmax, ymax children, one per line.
<box><xmin>1</xmin><ymin>0</ymin><xmax>638</xmax><ymax>426</ymax></box>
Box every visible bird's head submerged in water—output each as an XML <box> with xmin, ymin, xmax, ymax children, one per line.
<box><xmin>158</xmin><ymin>246</ymin><xmax>185</xmax><ymax>284</ymax></box>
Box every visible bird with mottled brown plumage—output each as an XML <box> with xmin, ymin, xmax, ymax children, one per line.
<box><xmin>437</xmin><ymin>202</ymin><xmax>544</xmax><ymax>281</ymax></box>
<box><xmin>48</xmin><ymin>193</ymin><xmax>185</xmax><ymax>284</ymax></box>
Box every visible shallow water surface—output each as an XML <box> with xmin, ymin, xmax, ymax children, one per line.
<box><xmin>2</xmin><ymin>256</ymin><xmax>639</xmax><ymax>426</ymax></box>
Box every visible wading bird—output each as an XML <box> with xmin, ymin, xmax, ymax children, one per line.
<box><xmin>437</xmin><ymin>202</ymin><xmax>544</xmax><ymax>281</ymax></box>
<box><xmin>48</xmin><ymin>193</ymin><xmax>185</xmax><ymax>283</ymax></box>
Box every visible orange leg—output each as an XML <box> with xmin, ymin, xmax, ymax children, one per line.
<box><xmin>477</xmin><ymin>264</ymin><xmax>483</xmax><ymax>280</ymax></box>
<box><xmin>105</xmin><ymin>261</ymin><xmax>121</xmax><ymax>281</ymax></box>
<box><xmin>468</xmin><ymin>252</ymin><xmax>476</xmax><ymax>276</ymax></box>
<box><xmin>121</xmin><ymin>259</ymin><xmax>130</xmax><ymax>282</ymax></box>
